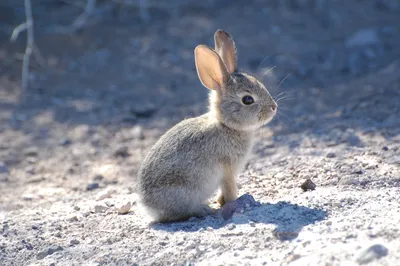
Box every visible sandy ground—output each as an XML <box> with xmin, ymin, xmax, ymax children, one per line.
<box><xmin>0</xmin><ymin>0</ymin><xmax>399</xmax><ymax>265</ymax></box>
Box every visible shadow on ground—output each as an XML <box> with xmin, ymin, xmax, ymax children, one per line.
<box><xmin>151</xmin><ymin>200</ymin><xmax>327</xmax><ymax>241</ymax></box>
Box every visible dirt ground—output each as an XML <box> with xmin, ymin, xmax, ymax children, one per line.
<box><xmin>0</xmin><ymin>0</ymin><xmax>400</xmax><ymax>265</ymax></box>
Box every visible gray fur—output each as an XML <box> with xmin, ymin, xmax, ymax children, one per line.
<box><xmin>137</xmin><ymin>30</ymin><xmax>277</xmax><ymax>222</ymax></box>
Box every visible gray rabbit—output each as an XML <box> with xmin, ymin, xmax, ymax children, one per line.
<box><xmin>138</xmin><ymin>30</ymin><xmax>277</xmax><ymax>222</ymax></box>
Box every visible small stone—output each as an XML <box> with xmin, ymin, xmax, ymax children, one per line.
<box><xmin>356</xmin><ymin>244</ymin><xmax>388</xmax><ymax>264</ymax></box>
<box><xmin>273</xmin><ymin>229</ymin><xmax>299</xmax><ymax>241</ymax></box>
<box><xmin>73</xmin><ymin>206</ymin><xmax>80</xmax><ymax>211</ymax></box>
<box><xmin>96</xmin><ymin>189</ymin><xmax>113</xmax><ymax>201</ymax></box>
<box><xmin>130</xmin><ymin>104</ymin><xmax>156</xmax><ymax>118</ymax></box>
<box><xmin>301</xmin><ymin>179</ymin><xmax>316</xmax><ymax>192</ymax></box>
<box><xmin>286</xmin><ymin>254</ymin><xmax>301</xmax><ymax>263</ymax></box>
<box><xmin>93</xmin><ymin>174</ymin><xmax>104</xmax><ymax>181</ymax></box>
<box><xmin>59</xmin><ymin>138</ymin><xmax>71</xmax><ymax>146</ymax></box>
<box><xmin>86</xmin><ymin>182</ymin><xmax>100</xmax><ymax>191</ymax></box>
<box><xmin>114</xmin><ymin>146</ymin><xmax>130</xmax><ymax>158</ymax></box>
<box><xmin>24</xmin><ymin>147</ymin><xmax>38</xmax><ymax>157</ymax></box>
<box><xmin>382</xmin><ymin>146</ymin><xmax>389</xmax><ymax>151</ymax></box>
<box><xmin>354</xmin><ymin>169</ymin><xmax>363</xmax><ymax>175</ymax></box>
<box><xmin>227</xmin><ymin>224</ymin><xmax>236</xmax><ymax>230</ymax></box>
<box><xmin>22</xmin><ymin>194</ymin><xmax>35</xmax><ymax>201</ymax></box>
<box><xmin>345</xmin><ymin>29</ymin><xmax>379</xmax><ymax>48</ymax></box>
<box><xmin>36</xmin><ymin>245</ymin><xmax>63</xmax><ymax>260</ymax></box>
<box><xmin>67</xmin><ymin>216</ymin><xmax>79</xmax><ymax>222</ymax></box>
<box><xmin>326</xmin><ymin>152</ymin><xmax>336</xmax><ymax>158</ymax></box>
<box><xmin>70</xmin><ymin>239</ymin><xmax>80</xmax><ymax>246</ymax></box>
<box><xmin>339</xmin><ymin>176</ymin><xmax>359</xmax><ymax>186</ymax></box>
<box><xmin>117</xmin><ymin>202</ymin><xmax>132</xmax><ymax>215</ymax></box>
<box><xmin>131</xmin><ymin>126</ymin><xmax>144</xmax><ymax>140</ymax></box>
<box><xmin>94</xmin><ymin>205</ymin><xmax>108</xmax><ymax>213</ymax></box>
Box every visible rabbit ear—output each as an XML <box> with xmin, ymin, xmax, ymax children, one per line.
<box><xmin>195</xmin><ymin>45</ymin><xmax>229</xmax><ymax>90</ymax></box>
<box><xmin>214</xmin><ymin>29</ymin><xmax>237</xmax><ymax>74</ymax></box>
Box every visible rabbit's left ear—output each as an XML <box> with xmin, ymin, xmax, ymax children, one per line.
<box><xmin>195</xmin><ymin>45</ymin><xmax>229</xmax><ymax>91</ymax></box>
<box><xmin>214</xmin><ymin>29</ymin><xmax>237</xmax><ymax>74</ymax></box>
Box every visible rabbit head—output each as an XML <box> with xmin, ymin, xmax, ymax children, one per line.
<box><xmin>195</xmin><ymin>29</ymin><xmax>277</xmax><ymax>131</ymax></box>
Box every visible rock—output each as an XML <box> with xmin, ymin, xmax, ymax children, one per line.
<box><xmin>114</xmin><ymin>146</ymin><xmax>130</xmax><ymax>158</ymax></box>
<box><xmin>36</xmin><ymin>245</ymin><xmax>63</xmax><ymax>260</ymax></box>
<box><xmin>221</xmin><ymin>194</ymin><xmax>260</xmax><ymax>220</ymax></box>
<box><xmin>227</xmin><ymin>224</ymin><xmax>236</xmax><ymax>230</ymax></box>
<box><xmin>345</xmin><ymin>29</ymin><xmax>379</xmax><ymax>48</ymax></box>
<box><xmin>86</xmin><ymin>182</ymin><xmax>100</xmax><ymax>191</ymax></box>
<box><xmin>117</xmin><ymin>202</ymin><xmax>132</xmax><ymax>215</ymax></box>
<box><xmin>300</xmin><ymin>179</ymin><xmax>317</xmax><ymax>191</ymax></box>
<box><xmin>356</xmin><ymin>244</ymin><xmax>388</xmax><ymax>264</ymax></box>
<box><xmin>286</xmin><ymin>254</ymin><xmax>301</xmax><ymax>263</ymax></box>
<box><xmin>131</xmin><ymin>126</ymin><xmax>144</xmax><ymax>140</ymax></box>
<box><xmin>21</xmin><ymin>240</ymin><xmax>33</xmax><ymax>250</ymax></box>
<box><xmin>382</xmin><ymin>146</ymin><xmax>389</xmax><ymax>151</ymax></box>
<box><xmin>96</xmin><ymin>189</ymin><xmax>113</xmax><ymax>201</ymax></box>
<box><xmin>67</xmin><ymin>216</ymin><xmax>79</xmax><ymax>222</ymax></box>
<box><xmin>22</xmin><ymin>193</ymin><xmax>35</xmax><ymax>201</ymax></box>
<box><xmin>59</xmin><ymin>137</ymin><xmax>71</xmax><ymax>146</ymax></box>
<box><xmin>273</xmin><ymin>229</ymin><xmax>299</xmax><ymax>241</ymax></box>
<box><xmin>93</xmin><ymin>174</ymin><xmax>104</xmax><ymax>181</ymax></box>
<box><xmin>94</xmin><ymin>205</ymin><xmax>108</xmax><ymax>213</ymax></box>
<box><xmin>353</xmin><ymin>169</ymin><xmax>363</xmax><ymax>175</ymax></box>
<box><xmin>130</xmin><ymin>103</ymin><xmax>156</xmax><ymax>118</ymax></box>
<box><xmin>339</xmin><ymin>176</ymin><xmax>359</xmax><ymax>186</ymax></box>
<box><xmin>326</xmin><ymin>152</ymin><xmax>336</xmax><ymax>158</ymax></box>
<box><xmin>0</xmin><ymin>162</ymin><xmax>9</xmax><ymax>173</ymax></box>
<box><xmin>24</xmin><ymin>147</ymin><xmax>38</xmax><ymax>157</ymax></box>
<box><xmin>70</xmin><ymin>239</ymin><xmax>80</xmax><ymax>246</ymax></box>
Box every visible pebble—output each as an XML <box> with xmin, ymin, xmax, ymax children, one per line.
<box><xmin>114</xmin><ymin>146</ymin><xmax>130</xmax><ymax>158</ymax></box>
<box><xmin>86</xmin><ymin>182</ymin><xmax>100</xmax><ymax>191</ymax></box>
<box><xmin>24</xmin><ymin>147</ymin><xmax>39</xmax><ymax>157</ymax></box>
<box><xmin>339</xmin><ymin>176</ymin><xmax>359</xmax><ymax>186</ymax></box>
<box><xmin>22</xmin><ymin>194</ymin><xmax>35</xmax><ymax>201</ymax></box>
<box><xmin>117</xmin><ymin>202</ymin><xmax>132</xmax><ymax>215</ymax></box>
<box><xmin>59</xmin><ymin>138</ymin><xmax>72</xmax><ymax>146</ymax></box>
<box><xmin>326</xmin><ymin>152</ymin><xmax>336</xmax><ymax>158</ymax></box>
<box><xmin>93</xmin><ymin>174</ymin><xmax>104</xmax><ymax>181</ymax></box>
<box><xmin>273</xmin><ymin>229</ymin><xmax>299</xmax><ymax>241</ymax></box>
<box><xmin>70</xmin><ymin>239</ymin><xmax>80</xmax><ymax>246</ymax></box>
<box><xmin>67</xmin><ymin>216</ymin><xmax>79</xmax><ymax>222</ymax></box>
<box><xmin>356</xmin><ymin>244</ymin><xmax>388</xmax><ymax>264</ymax></box>
<box><xmin>345</xmin><ymin>29</ymin><xmax>379</xmax><ymax>48</ymax></box>
<box><xmin>96</xmin><ymin>189</ymin><xmax>113</xmax><ymax>201</ymax></box>
<box><xmin>300</xmin><ymin>178</ymin><xmax>317</xmax><ymax>191</ymax></box>
<box><xmin>94</xmin><ymin>205</ymin><xmax>108</xmax><ymax>213</ymax></box>
<box><xmin>36</xmin><ymin>245</ymin><xmax>63</xmax><ymax>260</ymax></box>
<box><xmin>130</xmin><ymin>104</ymin><xmax>156</xmax><ymax>118</ymax></box>
<box><xmin>131</xmin><ymin>126</ymin><xmax>145</xmax><ymax>140</ymax></box>
<box><xmin>227</xmin><ymin>224</ymin><xmax>236</xmax><ymax>230</ymax></box>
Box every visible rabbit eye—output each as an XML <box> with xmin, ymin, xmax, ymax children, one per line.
<box><xmin>242</xmin><ymin>95</ymin><xmax>254</xmax><ymax>105</ymax></box>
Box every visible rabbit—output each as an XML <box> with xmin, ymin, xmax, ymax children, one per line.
<box><xmin>138</xmin><ymin>29</ymin><xmax>277</xmax><ymax>222</ymax></box>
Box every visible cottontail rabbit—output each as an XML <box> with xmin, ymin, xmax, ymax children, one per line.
<box><xmin>138</xmin><ymin>30</ymin><xmax>277</xmax><ymax>222</ymax></box>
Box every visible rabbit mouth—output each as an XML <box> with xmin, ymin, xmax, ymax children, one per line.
<box><xmin>258</xmin><ymin>106</ymin><xmax>277</xmax><ymax>125</ymax></box>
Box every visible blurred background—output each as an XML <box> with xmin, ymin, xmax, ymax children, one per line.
<box><xmin>0</xmin><ymin>0</ymin><xmax>399</xmax><ymax>207</ymax></box>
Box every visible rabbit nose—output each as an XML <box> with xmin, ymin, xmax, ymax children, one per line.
<box><xmin>271</xmin><ymin>102</ymin><xmax>277</xmax><ymax>112</ymax></box>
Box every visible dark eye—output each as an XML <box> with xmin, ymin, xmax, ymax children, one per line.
<box><xmin>242</xmin><ymin>95</ymin><xmax>254</xmax><ymax>105</ymax></box>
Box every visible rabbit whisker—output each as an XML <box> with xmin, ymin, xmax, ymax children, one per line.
<box><xmin>256</xmin><ymin>55</ymin><xmax>270</xmax><ymax>72</ymax></box>
<box><xmin>277</xmin><ymin>73</ymin><xmax>292</xmax><ymax>89</ymax></box>
<box><xmin>262</xmin><ymin>65</ymin><xmax>277</xmax><ymax>78</ymax></box>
